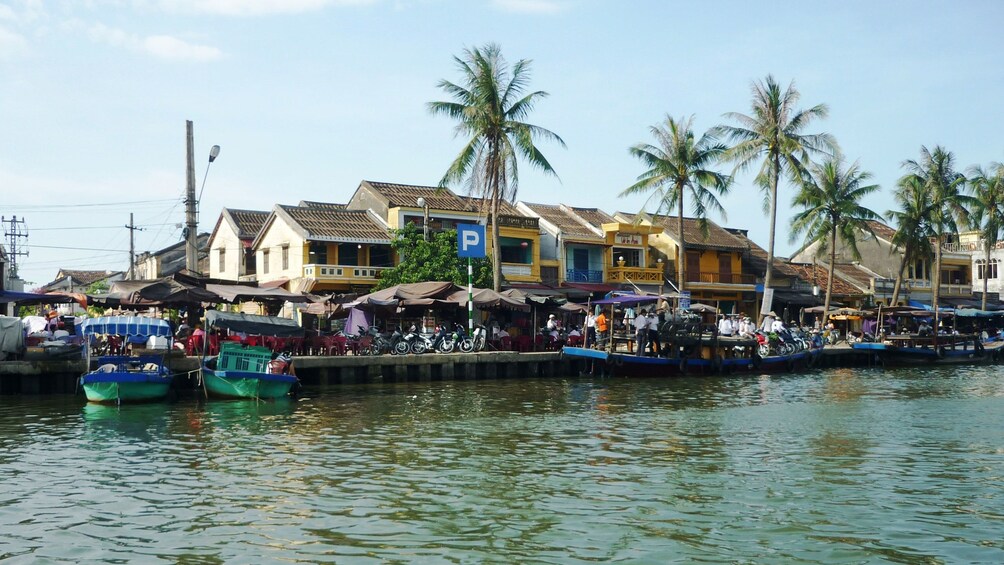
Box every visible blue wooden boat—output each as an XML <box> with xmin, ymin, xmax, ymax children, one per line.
<box><xmin>852</xmin><ymin>334</ymin><xmax>991</xmax><ymax>366</ymax></box>
<box><xmin>200</xmin><ymin>311</ymin><xmax>303</xmax><ymax>400</ymax></box>
<box><xmin>78</xmin><ymin>316</ymin><xmax>174</xmax><ymax>404</ymax></box>
<box><xmin>563</xmin><ymin>345</ymin><xmax>822</xmax><ymax>377</ymax></box>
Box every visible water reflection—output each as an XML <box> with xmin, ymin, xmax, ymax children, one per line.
<box><xmin>0</xmin><ymin>368</ymin><xmax>1002</xmax><ymax>563</ymax></box>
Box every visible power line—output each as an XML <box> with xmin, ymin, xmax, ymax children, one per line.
<box><xmin>25</xmin><ymin>244</ymin><xmax>126</xmax><ymax>252</ymax></box>
<box><xmin>30</xmin><ymin>223</ymin><xmax>178</xmax><ymax>231</ymax></box>
<box><xmin>12</xmin><ymin>198</ymin><xmax>178</xmax><ymax>209</ymax></box>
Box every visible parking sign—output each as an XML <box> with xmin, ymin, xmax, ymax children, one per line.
<box><xmin>457</xmin><ymin>224</ymin><xmax>486</xmax><ymax>258</ymax></box>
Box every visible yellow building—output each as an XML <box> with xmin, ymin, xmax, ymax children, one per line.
<box><xmin>347</xmin><ymin>180</ymin><xmax>542</xmax><ymax>284</ymax></box>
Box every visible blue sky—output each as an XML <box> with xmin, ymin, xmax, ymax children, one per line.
<box><xmin>2</xmin><ymin>0</ymin><xmax>1003</xmax><ymax>287</ymax></box>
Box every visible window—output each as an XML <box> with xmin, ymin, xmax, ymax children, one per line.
<box><xmin>977</xmin><ymin>259</ymin><xmax>998</xmax><ymax>280</ymax></box>
<box><xmin>500</xmin><ymin>237</ymin><xmax>532</xmax><ymax>264</ymax></box>
<box><xmin>612</xmin><ymin>247</ymin><xmax>641</xmax><ymax>267</ymax></box>
<box><xmin>262</xmin><ymin>249</ymin><xmax>270</xmax><ymax>274</ymax></box>
<box><xmin>369</xmin><ymin>245</ymin><xmax>393</xmax><ymax>267</ymax></box>
<box><xmin>309</xmin><ymin>242</ymin><xmax>327</xmax><ymax>264</ymax></box>
<box><xmin>218</xmin><ymin>247</ymin><xmax>226</xmax><ymax>273</ymax></box>
<box><xmin>338</xmin><ymin>243</ymin><xmax>359</xmax><ymax>266</ymax></box>
<box><xmin>910</xmin><ymin>260</ymin><xmax>927</xmax><ymax>280</ymax></box>
<box><xmin>245</xmin><ymin>250</ymin><xmax>256</xmax><ymax>275</ymax></box>
<box><xmin>281</xmin><ymin>245</ymin><xmax>289</xmax><ymax>270</ymax></box>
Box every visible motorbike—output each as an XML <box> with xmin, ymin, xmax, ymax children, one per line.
<box><xmin>431</xmin><ymin>325</ymin><xmax>457</xmax><ymax>353</ymax></box>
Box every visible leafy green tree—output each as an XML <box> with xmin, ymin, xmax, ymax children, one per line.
<box><xmin>900</xmin><ymin>146</ymin><xmax>974</xmax><ymax>322</ymax></box>
<box><xmin>886</xmin><ymin>176</ymin><xmax>935</xmax><ymax>307</ymax></box>
<box><xmin>620</xmin><ymin>115</ymin><xmax>731</xmax><ymax>289</ymax></box>
<box><xmin>967</xmin><ymin>161</ymin><xmax>1004</xmax><ymax>310</ymax></box>
<box><xmin>790</xmin><ymin>157</ymin><xmax>881</xmax><ymax>316</ymax></box>
<box><xmin>429</xmin><ymin>43</ymin><xmax>565</xmax><ymax>291</ymax></box>
<box><xmin>716</xmin><ymin>75</ymin><xmax>836</xmax><ymax>293</ymax></box>
<box><xmin>376</xmin><ymin>223</ymin><xmax>493</xmax><ymax>290</ymax></box>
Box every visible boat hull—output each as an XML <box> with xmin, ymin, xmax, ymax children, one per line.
<box><xmin>80</xmin><ymin>373</ymin><xmax>172</xmax><ymax>404</ymax></box>
<box><xmin>852</xmin><ymin>341</ymin><xmax>990</xmax><ymax>366</ymax></box>
<box><xmin>202</xmin><ymin>369</ymin><xmax>296</xmax><ymax>400</ymax></box>
<box><xmin>562</xmin><ymin>346</ymin><xmax>821</xmax><ymax>377</ymax></box>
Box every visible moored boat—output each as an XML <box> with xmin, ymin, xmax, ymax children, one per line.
<box><xmin>852</xmin><ymin>333</ymin><xmax>991</xmax><ymax>366</ymax></box>
<box><xmin>78</xmin><ymin>316</ymin><xmax>174</xmax><ymax>404</ymax></box>
<box><xmin>200</xmin><ymin>310</ymin><xmax>303</xmax><ymax>400</ymax></box>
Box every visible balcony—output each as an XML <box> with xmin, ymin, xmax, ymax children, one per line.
<box><xmin>303</xmin><ymin>264</ymin><xmax>387</xmax><ymax>282</ymax></box>
<box><xmin>491</xmin><ymin>215</ymin><xmax>539</xmax><ymax>230</ymax></box>
<box><xmin>565</xmin><ymin>269</ymin><xmax>603</xmax><ymax>283</ymax></box>
<box><xmin>501</xmin><ymin>263</ymin><xmax>532</xmax><ymax>277</ymax></box>
<box><xmin>685</xmin><ymin>272</ymin><xmax>756</xmax><ymax>285</ymax></box>
<box><xmin>608</xmin><ymin>265</ymin><xmax>663</xmax><ymax>283</ymax></box>
<box><xmin>238</xmin><ymin>274</ymin><xmax>258</xmax><ymax>283</ymax></box>
<box><xmin>897</xmin><ymin>279</ymin><xmax>973</xmax><ymax>296</ymax></box>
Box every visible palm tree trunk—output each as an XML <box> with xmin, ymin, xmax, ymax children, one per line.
<box><xmin>824</xmin><ymin>228</ymin><xmax>836</xmax><ymax>318</ymax></box>
<box><xmin>933</xmin><ymin>235</ymin><xmax>942</xmax><ymax>338</ymax></box>
<box><xmin>677</xmin><ymin>184</ymin><xmax>686</xmax><ymax>292</ymax></box>
<box><xmin>890</xmin><ymin>254</ymin><xmax>908</xmax><ymax>307</ymax></box>
<box><xmin>764</xmin><ymin>157</ymin><xmax>779</xmax><ymax>292</ymax></box>
<box><xmin>491</xmin><ymin>188</ymin><xmax>502</xmax><ymax>292</ymax></box>
<box><xmin>982</xmin><ymin>244</ymin><xmax>990</xmax><ymax>311</ymax></box>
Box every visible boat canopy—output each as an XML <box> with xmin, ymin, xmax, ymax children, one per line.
<box><xmin>204</xmin><ymin>310</ymin><xmax>304</xmax><ymax>337</ymax></box>
<box><xmin>79</xmin><ymin>316</ymin><xmax>173</xmax><ymax>337</ymax></box>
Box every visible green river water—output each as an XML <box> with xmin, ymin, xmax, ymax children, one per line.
<box><xmin>1</xmin><ymin>366</ymin><xmax>1002</xmax><ymax>563</ymax></box>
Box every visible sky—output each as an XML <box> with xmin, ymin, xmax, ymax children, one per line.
<box><xmin>2</xmin><ymin>0</ymin><xmax>1003</xmax><ymax>288</ymax></box>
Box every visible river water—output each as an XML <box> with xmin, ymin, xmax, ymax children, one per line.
<box><xmin>1</xmin><ymin>366</ymin><xmax>1003</xmax><ymax>563</ymax></box>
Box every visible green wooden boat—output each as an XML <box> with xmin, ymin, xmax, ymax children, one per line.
<box><xmin>79</xmin><ymin>316</ymin><xmax>175</xmax><ymax>404</ymax></box>
<box><xmin>200</xmin><ymin>311</ymin><xmax>303</xmax><ymax>400</ymax></box>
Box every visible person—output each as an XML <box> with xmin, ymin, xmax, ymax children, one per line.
<box><xmin>546</xmin><ymin>314</ymin><xmax>559</xmax><ymax>332</ymax></box>
<box><xmin>917</xmin><ymin>320</ymin><xmax>932</xmax><ymax>337</ymax></box>
<box><xmin>718</xmin><ymin>314</ymin><xmax>734</xmax><ymax>337</ymax></box>
<box><xmin>762</xmin><ymin>311</ymin><xmax>777</xmax><ymax>333</ymax></box>
<box><xmin>647</xmin><ymin>310</ymin><xmax>661</xmax><ymax>355</ymax></box>
<box><xmin>623</xmin><ymin>306</ymin><xmax>635</xmax><ymax>332</ymax></box>
<box><xmin>739</xmin><ymin>316</ymin><xmax>754</xmax><ymax>337</ymax></box>
<box><xmin>633</xmin><ymin>308</ymin><xmax>649</xmax><ymax>355</ymax></box>
<box><xmin>771</xmin><ymin>316</ymin><xmax>785</xmax><ymax>334</ymax></box>
<box><xmin>584</xmin><ymin>311</ymin><xmax>597</xmax><ymax>348</ymax></box>
<box><xmin>594</xmin><ymin>310</ymin><xmax>608</xmax><ymax>349</ymax></box>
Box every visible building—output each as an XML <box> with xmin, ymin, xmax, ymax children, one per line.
<box><xmin>516</xmin><ymin>202</ymin><xmax>615</xmax><ymax>291</ymax></box>
<box><xmin>134</xmin><ymin>234</ymin><xmax>210</xmax><ymax>280</ymax></box>
<box><xmin>207</xmin><ymin>208</ymin><xmax>270</xmax><ymax>281</ymax></box>
<box><xmin>347</xmin><ymin>180</ymin><xmax>542</xmax><ymax>285</ymax></box>
<box><xmin>252</xmin><ymin>203</ymin><xmax>393</xmax><ymax>293</ymax></box>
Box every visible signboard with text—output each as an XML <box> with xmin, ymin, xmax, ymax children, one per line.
<box><xmin>457</xmin><ymin>224</ymin><xmax>486</xmax><ymax>259</ymax></box>
<box><xmin>679</xmin><ymin>290</ymin><xmax>691</xmax><ymax>311</ymax></box>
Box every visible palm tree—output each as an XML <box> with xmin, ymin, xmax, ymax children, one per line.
<box><xmin>715</xmin><ymin>75</ymin><xmax>836</xmax><ymax>295</ymax></box>
<box><xmin>968</xmin><ymin>161</ymin><xmax>1004</xmax><ymax>310</ymax></box>
<box><xmin>620</xmin><ymin>115</ymin><xmax>731</xmax><ymax>290</ymax></box>
<box><xmin>790</xmin><ymin>157</ymin><xmax>881</xmax><ymax>317</ymax></box>
<box><xmin>900</xmin><ymin>146</ymin><xmax>973</xmax><ymax>326</ymax></box>
<box><xmin>885</xmin><ymin>176</ymin><xmax>935</xmax><ymax>307</ymax></box>
<box><xmin>428</xmin><ymin>43</ymin><xmax>565</xmax><ymax>291</ymax></box>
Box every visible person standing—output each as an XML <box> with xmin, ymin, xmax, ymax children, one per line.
<box><xmin>633</xmin><ymin>308</ymin><xmax>649</xmax><ymax>356</ymax></box>
<box><xmin>594</xmin><ymin>310</ymin><xmax>608</xmax><ymax>349</ymax></box>
<box><xmin>585</xmin><ymin>311</ymin><xmax>597</xmax><ymax>348</ymax></box>
<box><xmin>718</xmin><ymin>314</ymin><xmax>734</xmax><ymax>337</ymax></box>
<box><xmin>647</xmin><ymin>310</ymin><xmax>661</xmax><ymax>355</ymax></box>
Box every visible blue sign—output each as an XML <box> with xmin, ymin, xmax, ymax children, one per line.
<box><xmin>679</xmin><ymin>290</ymin><xmax>691</xmax><ymax>310</ymax></box>
<box><xmin>457</xmin><ymin>224</ymin><xmax>486</xmax><ymax>258</ymax></box>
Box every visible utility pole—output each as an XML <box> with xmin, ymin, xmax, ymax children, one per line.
<box><xmin>184</xmin><ymin>120</ymin><xmax>199</xmax><ymax>275</ymax></box>
<box><xmin>1</xmin><ymin>215</ymin><xmax>28</xmax><ymax>280</ymax></box>
<box><xmin>125</xmin><ymin>213</ymin><xmax>144</xmax><ymax>280</ymax></box>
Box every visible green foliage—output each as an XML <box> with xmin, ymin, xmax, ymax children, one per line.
<box><xmin>376</xmin><ymin>224</ymin><xmax>493</xmax><ymax>290</ymax></box>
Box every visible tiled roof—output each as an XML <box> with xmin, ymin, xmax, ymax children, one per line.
<box><xmin>225</xmin><ymin>209</ymin><xmax>269</xmax><ymax>240</ymax></box>
<box><xmin>278</xmin><ymin>205</ymin><xmax>390</xmax><ymax>243</ymax></box>
<box><xmin>363</xmin><ymin>180</ymin><xmax>521</xmax><ymax>216</ymax></box>
<box><xmin>787</xmin><ymin>263</ymin><xmax>862</xmax><ymax>296</ymax></box>
<box><xmin>299</xmin><ymin>201</ymin><xmax>347</xmax><ymax>210</ymax></box>
<box><xmin>864</xmin><ymin>220</ymin><xmax>897</xmax><ymax>242</ymax></box>
<box><xmin>56</xmin><ymin>269</ymin><xmax>118</xmax><ymax>285</ymax></box>
<box><xmin>621</xmin><ymin>213</ymin><xmax>747</xmax><ymax>251</ymax></box>
<box><xmin>726</xmin><ymin>229</ymin><xmax>801</xmax><ymax>278</ymax></box>
<box><xmin>833</xmin><ymin>263</ymin><xmax>876</xmax><ymax>290</ymax></box>
<box><xmin>570</xmin><ymin>207</ymin><xmax>616</xmax><ymax>229</ymax></box>
<box><xmin>522</xmin><ymin>202</ymin><xmax>601</xmax><ymax>241</ymax></box>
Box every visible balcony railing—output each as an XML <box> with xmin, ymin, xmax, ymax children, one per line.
<box><xmin>238</xmin><ymin>274</ymin><xmax>258</xmax><ymax>283</ymax></box>
<box><xmin>684</xmin><ymin>272</ymin><xmax>756</xmax><ymax>285</ymax></box>
<box><xmin>490</xmin><ymin>214</ymin><xmax>539</xmax><ymax>230</ymax></box>
<box><xmin>501</xmin><ymin>263</ymin><xmax>532</xmax><ymax>277</ymax></box>
<box><xmin>941</xmin><ymin>241</ymin><xmax>981</xmax><ymax>253</ymax></box>
<box><xmin>303</xmin><ymin>264</ymin><xmax>388</xmax><ymax>280</ymax></box>
<box><xmin>608</xmin><ymin>266</ymin><xmax>663</xmax><ymax>283</ymax></box>
<box><xmin>565</xmin><ymin>269</ymin><xmax>603</xmax><ymax>283</ymax></box>
<box><xmin>890</xmin><ymin>279</ymin><xmax>973</xmax><ymax>296</ymax></box>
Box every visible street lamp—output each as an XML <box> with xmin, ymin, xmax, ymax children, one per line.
<box><xmin>197</xmin><ymin>145</ymin><xmax>221</xmax><ymax>205</ymax></box>
<box><xmin>417</xmin><ymin>197</ymin><xmax>429</xmax><ymax>241</ymax></box>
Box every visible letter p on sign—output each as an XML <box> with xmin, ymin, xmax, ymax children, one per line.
<box><xmin>457</xmin><ymin>224</ymin><xmax>486</xmax><ymax>258</ymax></box>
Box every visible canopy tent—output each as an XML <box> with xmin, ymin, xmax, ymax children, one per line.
<box><xmin>205</xmin><ymin>284</ymin><xmax>311</xmax><ymax>304</ymax></box>
<box><xmin>953</xmin><ymin>308</ymin><xmax>1004</xmax><ymax>318</ymax></box>
<box><xmin>79</xmin><ymin>316</ymin><xmax>173</xmax><ymax>337</ymax></box>
<box><xmin>592</xmin><ymin>294</ymin><xmax>660</xmax><ymax>306</ymax></box>
<box><xmin>0</xmin><ymin>290</ymin><xmax>85</xmax><ymax>307</ymax></box>
<box><xmin>500</xmin><ymin>288</ymin><xmax>566</xmax><ymax>308</ymax></box>
<box><xmin>445</xmin><ymin>288</ymin><xmax>530</xmax><ymax>311</ymax></box>
<box><xmin>560</xmin><ymin>302</ymin><xmax>589</xmax><ymax>313</ymax></box>
<box><xmin>204</xmin><ymin>310</ymin><xmax>304</xmax><ymax>337</ymax></box>
<box><xmin>94</xmin><ymin>278</ymin><xmax>219</xmax><ymax>307</ymax></box>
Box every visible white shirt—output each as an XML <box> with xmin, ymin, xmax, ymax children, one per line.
<box><xmin>718</xmin><ymin>318</ymin><xmax>734</xmax><ymax>336</ymax></box>
<box><xmin>585</xmin><ymin>314</ymin><xmax>596</xmax><ymax>328</ymax></box>
<box><xmin>633</xmin><ymin>315</ymin><xmax>648</xmax><ymax>332</ymax></box>
<box><xmin>647</xmin><ymin>315</ymin><xmax>659</xmax><ymax>331</ymax></box>
<box><xmin>762</xmin><ymin>316</ymin><xmax>775</xmax><ymax>332</ymax></box>
<box><xmin>771</xmin><ymin>319</ymin><xmax>785</xmax><ymax>333</ymax></box>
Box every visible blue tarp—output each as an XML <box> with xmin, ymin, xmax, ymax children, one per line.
<box><xmin>953</xmin><ymin>309</ymin><xmax>1004</xmax><ymax>318</ymax></box>
<box><xmin>79</xmin><ymin>316</ymin><xmax>173</xmax><ymax>338</ymax></box>
<box><xmin>0</xmin><ymin>290</ymin><xmax>77</xmax><ymax>305</ymax></box>
<box><xmin>907</xmin><ymin>300</ymin><xmax>954</xmax><ymax>313</ymax></box>
<box><xmin>593</xmin><ymin>294</ymin><xmax>659</xmax><ymax>305</ymax></box>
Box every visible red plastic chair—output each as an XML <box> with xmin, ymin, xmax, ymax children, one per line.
<box><xmin>566</xmin><ymin>335</ymin><xmax>582</xmax><ymax>347</ymax></box>
<box><xmin>515</xmin><ymin>335</ymin><xmax>532</xmax><ymax>352</ymax></box>
<box><xmin>186</xmin><ymin>335</ymin><xmax>203</xmax><ymax>356</ymax></box>
<box><xmin>331</xmin><ymin>335</ymin><xmax>347</xmax><ymax>356</ymax></box>
<box><xmin>500</xmin><ymin>336</ymin><xmax>512</xmax><ymax>351</ymax></box>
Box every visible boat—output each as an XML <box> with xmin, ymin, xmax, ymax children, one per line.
<box><xmin>563</xmin><ymin>322</ymin><xmax>823</xmax><ymax>377</ymax></box>
<box><xmin>199</xmin><ymin>310</ymin><xmax>304</xmax><ymax>400</ymax></box>
<box><xmin>78</xmin><ymin>316</ymin><xmax>175</xmax><ymax>404</ymax></box>
<box><xmin>852</xmin><ymin>333</ymin><xmax>994</xmax><ymax>366</ymax></box>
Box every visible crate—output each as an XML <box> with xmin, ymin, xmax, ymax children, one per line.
<box><xmin>217</xmin><ymin>342</ymin><xmax>272</xmax><ymax>373</ymax></box>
